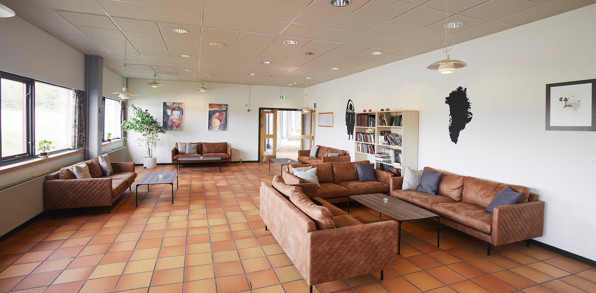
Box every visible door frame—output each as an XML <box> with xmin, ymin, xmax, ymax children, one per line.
<box><xmin>257</xmin><ymin>107</ymin><xmax>303</xmax><ymax>162</ymax></box>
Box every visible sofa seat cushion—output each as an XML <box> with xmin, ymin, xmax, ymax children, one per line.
<box><xmin>201</xmin><ymin>153</ymin><xmax>230</xmax><ymax>159</ymax></box>
<box><xmin>333</xmin><ymin>215</ymin><xmax>362</xmax><ymax>227</ymax></box>
<box><xmin>316</xmin><ymin>183</ymin><xmax>351</xmax><ymax>199</ymax></box>
<box><xmin>297</xmin><ymin>156</ymin><xmax>322</xmax><ymax>164</ymax></box>
<box><xmin>202</xmin><ymin>142</ymin><xmax>227</xmax><ymax>153</ymax></box>
<box><xmin>336</xmin><ymin>181</ymin><xmax>389</xmax><ymax>195</ymax></box>
<box><xmin>433</xmin><ymin>202</ymin><xmax>493</xmax><ymax>234</ymax></box>
<box><xmin>390</xmin><ymin>190</ymin><xmax>456</xmax><ymax>210</ymax></box>
<box><xmin>173</xmin><ymin>154</ymin><xmax>203</xmax><ymax>160</ymax></box>
<box><xmin>108</xmin><ymin>172</ymin><xmax>137</xmax><ymax>186</ymax></box>
<box><xmin>112</xmin><ymin>179</ymin><xmax>128</xmax><ymax>197</ymax></box>
<box><xmin>315</xmin><ymin>197</ymin><xmax>347</xmax><ymax>216</ymax></box>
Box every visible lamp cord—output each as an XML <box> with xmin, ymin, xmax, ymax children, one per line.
<box><xmin>442</xmin><ymin>0</ymin><xmax>455</xmax><ymax>55</ymax></box>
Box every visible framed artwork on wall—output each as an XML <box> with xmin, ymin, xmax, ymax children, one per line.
<box><xmin>209</xmin><ymin>103</ymin><xmax>228</xmax><ymax>131</ymax></box>
<box><xmin>318</xmin><ymin>112</ymin><xmax>333</xmax><ymax>127</ymax></box>
<box><xmin>546</xmin><ymin>79</ymin><xmax>596</xmax><ymax>131</ymax></box>
<box><xmin>163</xmin><ymin>102</ymin><xmax>184</xmax><ymax>131</ymax></box>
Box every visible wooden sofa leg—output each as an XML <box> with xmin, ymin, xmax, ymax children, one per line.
<box><xmin>487</xmin><ymin>243</ymin><xmax>491</xmax><ymax>255</ymax></box>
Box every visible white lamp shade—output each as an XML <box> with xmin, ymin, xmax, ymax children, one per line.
<box><xmin>438</xmin><ymin>63</ymin><xmax>456</xmax><ymax>74</ymax></box>
<box><xmin>0</xmin><ymin>3</ymin><xmax>15</xmax><ymax>18</ymax></box>
<box><xmin>113</xmin><ymin>87</ymin><xmax>137</xmax><ymax>99</ymax></box>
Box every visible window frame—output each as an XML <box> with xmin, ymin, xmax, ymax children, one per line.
<box><xmin>34</xmin><ymin>80</ymin><xmax>76</xmax><ymax>155</ymax></box>
<box><xmin>102</xmin><ymin>97</ymin><xmax>124</xmax><ymax>142</ymax></box>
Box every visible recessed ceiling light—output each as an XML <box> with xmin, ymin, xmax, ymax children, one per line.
<box><xmin>283</xmin><ymin>40</ymin><xmax>298</xmax><ymax>45</ymax></box>
<box><xmin>184</xmin><ymin>69</ymin><xmax>192</xmax><ymax>72</ymax></box>
<box><xmin>293</xmin><ymin>82</ymin><xmax>297</xmax><ymax>84</ymax></box>
<box><xmin>446</xmin><ymin>22</ymin><xmax>464</xmax><ymax>29</ymax></box>
<box><xmin>370</xmin><ymin>51</ymin><xmax>383</xmax><ymax>56</ymax></box>
<box><xmin>209</xmin><ymin>42</ymin><xmax>227</xmax><ymax>48</ymax></box>
<box><xmin>288</xmin><ymin>84</ymin><xmax>293</xmax><ymax>86</ymax></box>
<box><xmin>204</xmin><ymin>73</ymin><xmax>215</xmax><ymax>77</ymax></box>
<box><xmin>172</xmin><ymin>28</ymin><xmax>189</xmax><ymax>34</ymax></box>
<box><xmin>180</xmin><ymin>54</ymin><xmax>191</xmax><ymax>58</ymax></box>
<box><xmin>261</xmin><ymin>61</ymin><xmax>271</xmax><ymax>64</ymax></box>
<box><xmin>306</xmin><ymin>77</ymin><xmax>312</xmax><ymax>80</ymax></box>
<box><xmin>330</xmin><ymin>0</ymin><xmax>351</xmax><ymax>7</ymax></box>
<box><xmin>240</xmin><ymin>81</ymin><xmax>245</xmax><ymax>83</ymax></box>
<box><xmin>248</xmin><ymin>73</ymin><xmax>256</xmax><ymax>76</ymax></box>
<box><xmin>331</xmin><ymin>67</ymin><xmax>339</xmax><ymax>70</ymax></box>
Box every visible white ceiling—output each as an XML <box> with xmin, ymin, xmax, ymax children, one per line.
<box><xmin>4</xmin><ymin>0</ymin><xmax>596</xmax><ymax>87</ymax></box>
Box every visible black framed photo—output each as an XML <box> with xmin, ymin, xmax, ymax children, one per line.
<box><xmin>546</xmin><ymin>78</ymin><xmax>596</xmax><ymax>131</ymax></box>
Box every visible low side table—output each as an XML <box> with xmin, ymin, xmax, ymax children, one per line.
<box><xmin>135</xmin><ymin>171</ymin><xmax>178</xmax><ymax>207</ymax></box>
<box><xmin>177</xmin><ymin>156</ymin><xmax>222</xmax><ymax>172</ymax></box>
<box><xmin>269</xmin><ymin>158</ymin><xmax>300</xmax><ymax>175</ymax></box>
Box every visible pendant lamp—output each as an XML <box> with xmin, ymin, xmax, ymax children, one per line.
<box><xmin>301</xmin><ymin>75</ymin><xmax>314</xmax><ymax>113</ymax></box>
<box><xmin>197</xmin><ymin>83</ymin><xmax>207</xmax><ymax>92</ymax></box>
<box><xmin>148</xmin><ymin>73</ymin><xmax>162</xmax><ymax>88</ymax></box>
<box><xmin>0</xmin><ymin>2</ymin><xmax>15</xmax><ymax>18</ymax></box>
<box><xmin>113</xmin><ymin>42</ymin><xmax>137</xmax><ymax>99</ymax></box>
<box><xmin>427</xmin><ymin>0</ymin><xmax>467</xmax><ymax>74</ymax></box>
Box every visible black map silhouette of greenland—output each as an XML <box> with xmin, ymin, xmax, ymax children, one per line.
<box><xmin>445</xmin><ymin>86</ymin><xmax>473</xmax><ymax>144</ymax></box>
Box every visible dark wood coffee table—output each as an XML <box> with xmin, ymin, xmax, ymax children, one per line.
<box><xmin>177</xmin><ymin>156</ymin><xmax>221</xmax><ymax>172</ymax></box>
<box><xmin>269</xmin><ymin>158</ymin><xmax>300</xmax><ymax>175</ymax></box>
<box><xmin>136</xmin><ymin>171</ymin><xmax>178</xmax><ymax>207</ymax></box>
<box><xmin>348</xmin><ymin>193</ymin><xmax>440</xmax><ymax>254</ymax></box>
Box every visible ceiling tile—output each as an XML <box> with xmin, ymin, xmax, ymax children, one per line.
<box><xmin>496</xmin><ymin>0</ymin><xmax>596</xmax><ymax>26</ymax></box>
<box><xmin>112</xmin><ymin>17</ymin><xmax>159</xmax><ymax>34</ymax></box>
<box><xmin>423</xmin><ymin>0</ymin><xmax>490</xmax><ymax>13</ymax></box>
<box><xmin>368</xmin><ymin>23</ymin><xmax>444</xmax><ymax>43</ymax></box>
<box><xmin>278</xmin><ymin>41</ymin><xmax>342</xmax><ymax>67</ymax></box>
<box><xmin>5</xmin><ymin>4</ymin><xmax>85</xmax><ymax>35</ymax></box>
<box><xmin>203</xmin><ymin>12</ymin><xmax>289</xmax><ymax>35</ymax></box>
<box><xmin>282</xmin><ymin>24</ymin><xmax>360</xmax><ymax>43</ymax></box>
<box><xmin>293</xmin><ymin>7</ymin><xmax>386</xmax><ymax>33</ymax></box>
<box><xmin>99</xmin><ymin>0</ymin><xmax>202</xmax><ymax>26</ymax></box>
<box><xmin>55</xmin><ymin>33</ymin><xmax>109</xmax><ymax>54</ymax></box>
<box><xmin>78</xmin><ymin>26</ymin><xmax>125</xmax><ymax>40</ymax></box>
<box><xmin>426</xmin><ymin>21</ymin><xmax>513</xmax><ymax>47</ymax></box>
<box><xmin>460</xmin><ymin>0</ymin><xmax>537</xmax><ymax>20</ymax></box>
<box><xmin>108</xmin><ymin>0</ymin><xmax>202</xmax><ymax>10</ymax></box>
<box><xmin>3</xmin><ymin>0</ymin><xmax>105</xmax><ymax>14</ymax></box>
<box><xmin>58</xmin><ymin>11</ymin><xmax>116</xmax><ymax>29</ymax></box>
<box><xmin>352</xmin><ymin>0</ymin><xmax>417</xmax><ymax>22</ymax></box>
<box><xmin>307</xmin><ymin>0</ymin><xmax>373</xmax><ymax>15</ymax></box>
<box><xmin>123</xmin><ymin>31</ymin><xmax>163</xmax><ymax>44</ymax></box>
<box><xmin>217</xmin><ymin>71</ymin><xmax>242</xmax><ymax>83</ymax></box>
<box><xmin>389</xmin><ymin>6</ymin><xmax>448</xmax><ymax>27</ymax></box>
<box><xmin>204</xmin><ymin>0</ymin><xmax>305</xmax><ymax>22</ymax></box>
<box><xmin>348</xmin><ymin>35</ymin><xmax>417</xmax><ymax>51</ymax></box>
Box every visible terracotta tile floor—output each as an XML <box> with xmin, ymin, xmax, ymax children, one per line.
<box><xmin>0</xmin><ymin>163</ymin><xmax>595</xmax><ymax>293</ymax></box>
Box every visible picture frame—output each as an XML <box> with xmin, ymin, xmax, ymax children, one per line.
<box><xmin>318</xmin><ymin>112</ymin><xmax>333</xmax><ymax>127</ymax></box>
<box><xmin>546</xmin><ymin>78</ymin><xmax>596</xmax><ymax>131</ymax></box>
<box><xmin>163</xmin><ymin>102</ymin><xmax>184</xmax><ymax>131</ymax></box>
<box><xmin>208</xmin><ymin>103</ymin><xmax>228</xmax><ymax>131</ymax></box>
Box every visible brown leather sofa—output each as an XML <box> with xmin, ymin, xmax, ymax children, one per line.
<box><xmin>171</xmin><ymin>142</ymin><xmax>232</xmax><ymax>163</ymax></box>
<box><xmin>282</xmin><ymin>160</ymin><xmax>395</xmax><ymax>203</ymax></box>
<box><xmin>261</xmin><ymin>175</ymin><xmax>397</xmax><ymax>290</ymax></box>
<box><xmin>44</xmin><ymin>159</ymin><xmax>137</xmax><ymax>213</ymax></box>
<box><xmin>390</xmin><ymin>167</ymin><xmax>545</xmax><ymax>254</ymax></box>
<box><xmin>297</xmin><ymin>145</ymin><xmax>350</xmax><ymax>164</ymax></box>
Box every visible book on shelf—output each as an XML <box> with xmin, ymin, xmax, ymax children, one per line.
<box><xmin>355</xmin><ymin>132</ymin><xmax>375</xmax><ymax>143</ymax></box>
<box><xmin>389</xmin><ymin>115</ymin><xmax>403</xmax><ymax>126</ymax></box>
<box><xmin>379</xmin><ymin>164</ymin><xmax>401</xmax><ymax>176</ymax></box>
<box><xmin>392</xmin><ymin>149</ymin><xmax>402</xmax><ymax>164</ymax></box>
<box><xmin>379</xmin><ymin>114</ymin><xmax>388</xmax><ymax>126</ymax></box>
<box><xmin>356</xmin><ymin>114</ymin><xmax>376</xmax><ymax>127</ymax></box>
<box><xmin>386</xmin><ymin>133</ymin><xmax>403</xmax><ymax>146</ymax></box>
<box><xmin>357</xmin><ymin>143</ymin><xmax>375</xmax><ymax>154</ymax></box>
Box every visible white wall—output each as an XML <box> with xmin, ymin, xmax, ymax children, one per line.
<box><xmin>0</xmin><ymin>16</ymin><xmax>85</xmax><ymax>90</ymax></box>
<box><xmin>103</xmin><ymin>66</ymin><xmax>124</xmax><ymax>97</ymax></box>
<box><xmin>125</xmin><ymin>80</ymin><xmax>308</xmax><ymax>162</ymax></box>
<box><xmin>311</xmin><ymin>4</ymin><xmax>596</xmax><ymax>261</ymax></box>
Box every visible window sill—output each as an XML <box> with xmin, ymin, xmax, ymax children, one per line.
<box><xmin>0</xmin><ymin>149</ymin><xmax>84</xmax><ymax>176</ymax></box>
<box><xmin>102</xmin><ymin>138</ymin><xmax>124</xmax><ymax>146</ymax></box>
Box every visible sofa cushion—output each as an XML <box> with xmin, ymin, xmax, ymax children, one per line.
<box><xmin>316</xmin><ymin>146</ymin><xmax>328</xmax><ymax>158</ymax></box>
<box><xmin>203</xmin><ymin>142</ymin><xmax>227</xmax><ymax>153</ymax></box>
<box><xmin>316</xmin><ymin>183</ymin><xmax>351</xmax><ymax>199</ymax></box>
<box><xmin>390</xmin><ymin>190</ymin><xmax>456</xmax><ymax>210</ymax></box>
<box><xmin>315</xmin><ymin>197</ymin><xmax>347</xmax><ymax>216</ymax></box>
<box><xmin>177</xmin><ymin>142</ymin><xmax>190</xmax><ymax>154</ymax></box>
<box><xmin>112</xmin><ymin>179</ymin><xmax>128</xmax><ymax>197</ymax></box>
<box><xmin>486</xmin><ymin>186</ymin><xmax>522</xmax><ymax>213</ymax></box>
<box><xmin>416</xmin><ymin>170</ymin><xmax>442</xmax><ymax>195</ymax></box>
<box><xmin>173</xmin><ymin>154</ymin><xmax>203</xmax><ymax>160</ymax></box>
<box><xmin>333</xmin><ymin>215</ymin><xmax>362</xmax><ymax>227</ymax></box>
<box><xmin>98</xmin><ymin>154</ymin><xmax>114</xmax><ymax>176</ymax></box>
<box><xmin>403</xmin><ymin>167</ymin><xmax>422</xmax><ymax>190</ymax></box>
<box><xmin>355</xmin><ymin>163</ymin><xmax>377</xmax><ymax>182</ymax></box>
<box><xmin>59</xmin><ymin>167</ymin><xmax>76</xmax><ymax>180</ymax></box>
<box><xmin>336</xmin><ymin>181</ymin><xmax>390</xmax><ymax>195</ymax></box>
<box><xmin>309</xmin><ymin>145</ymin><xmax>319</xmax><ymax>157</ymax></box>
<box><xmin>463</xmin><ymin>177</ymin><xmax>529</xmax><ymax>209</ymax></box>
<box><xmin>327</xmin><ymin>152</ymin><xmax>339</xmax><ymax>157</ymax></box>
<box><xmin>86</xmin><ymin>158</ymin><xmax>104</xmax><ymax>178</ymax></box>
<box><xmin>289</xmin><ymin>189</ymin><xmax>334</xmax><ymax>230</ymax></box>
<box><xmin>290</xmin><ymin>163</ymin><xmax>333</xmax><ymax>183</ymax></box>
<box><xmin>433</xmin><ymin>202</ymin><xmax>493</xmax><ymax>234</ymax></box>
<box><xmin>72</xmin><ymin>163</ymin><xmax>91</xmax><ymax>179</ymax></box>
<box><xmin>108</xmin><ymin>172</ymin><xmax>137</xmax><ymax>186</ymax></box>
<box><xmin>332</xmin><ymin>161</ymin><xmax>370</xmax><ymax>183</ymax></box>
<box><xmin>201</xmin><ymin>153</ymin><xmax>230</xmax><ymax>160</ymax></box>
<box><xmin>424</xmin><ymin>167</ymin><xmax>464</xmax><ymax>201</ymax></box>
<box><xmin>272</xmin><ymin>175</ymin><xmax>299</xmax><ymax>197</ymax></box>
<box><xmin>297</xmin><ymin>156</ymin><xmax>322</xmax><ymax>164</ymax></box>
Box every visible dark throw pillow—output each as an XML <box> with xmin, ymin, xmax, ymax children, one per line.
<box><xmin>416</xmin><ymin>170</ymin><xmax>443</xmax><ymax>195</ymax></box>
<box><xmin>355</xmin><ymin>163</ymin><xmax>377</xmax><ymax>182</ymax></box>
<box><xmin>486</xmin><ymin>186</ymin><xmax>522</xmax><ymax>213</ymax></box>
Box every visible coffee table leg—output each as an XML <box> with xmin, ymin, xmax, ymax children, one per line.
<box><xmin>219</xmin><ymin>160</ymin><xmax>221</xmax><ymax>173</ymax></box>
<box><xmin>171</xmin><ymin>183</ymin><xmax>174</xmax><ymax>204</ymax></box>
<box><xmin>398</xmin><ymin>220</ymin><xmax>403</xmax><ymax>255</ymax></box>
<box><xmin>136</xmin><ymin>185</ymin><xmax>138</xmax><ymax>207</ymax></box>
<box><xmin>437</xmin><ymin>216</ymin><xmax>440</xmax><ymax>248</ymax></box>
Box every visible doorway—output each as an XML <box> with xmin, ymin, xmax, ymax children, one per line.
<box><xmin>259</xmin><ymin>108</ymin><xmax>311</xmax><ymax>162</ymax></box>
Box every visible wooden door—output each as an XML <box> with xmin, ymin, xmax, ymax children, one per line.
<box><xmin>260</xmin><ymin>109</ymin><xmax>277</xmax><ymax>161</ymax></box>
<box><xmin>300</xmin><ymin>110</ymin><xmax>313</xmax><ymax>150</ymax></box>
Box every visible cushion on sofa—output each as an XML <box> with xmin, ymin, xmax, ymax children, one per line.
<box><xmin>390</xmin><ymin>190</ymin><xmax>456</xmax><ymax>210</ymax></box>
<box><xmin>332</xmin><ymin>160</ymin><xmax>370</xmax><ymax>183</ymax></box>
<box><xmin>486</xmin><ymin>186</ymin><xmax>522</xmax><ymax>213</ymax></box>
<box><xmin>316</xmin><ymin>146</ymin><xmax>328</xmax><ymax>158</ymax></box>
<box><xmin>72</xmin><ymin>163</ymin><xmax>92</xmax><ymax>179</ymax></box>
<box><xmin>402</xmin><ymin>167</ymin><xmax>422</xmax><ymax>190</ymax></box>
<box><xmin>298</xmin><ymin>156</ymin><xmax>321</xmax><ymax>164</ymax></box>
<box><xmin>290</xmin><ymin>163</ymin><xmax>334</xmax><ymax>183</ymax></box>
<box><xmin>355</xmin><ymin>164</ymin><xmax>377</xmax><ymax>182</ymax></box>
<box><xmin>432</xmin><ymin>202</ymin><xmax>493</xmax><ymax>234</ymax></box>
<box><xmin>202</xmin><ymin>142</ymin><xmax>227</xmax><ymax>153</ymax></box>
<box><xmin>314</xmin><ymin>197</ymin><xmax>347</xmax><ymax>216</ymax></box>
<box><xmin>293</xmin><ymin>168</ymin><xmax>320</xmax><ymax>188</ymax></box>
<box><xmin>59</xmin><ymin>167</ymin><xmax>76</xmax><ymax>180</ymax></box>
<box><xmin>98</xmin><ymin>154</ymin><xmax>114</xmax><ymax>176</ymax></box>
<box><xmin>271</xmin><ymin>175</ymin><xmax>299</xmax><ymax>197</ymax></box>
<box><xmin>327</xmin><ymin>153</ymin><xmax>339</xmax><ymax>157</ymax></box>
<box><xmin>289</xmin><ymin>189</ymin><xmax>335</xmax><ymax>230</ymax></box>
<box><xmin>315</xmin><ymin>183</ymin><xmax>351</xmax><ymax>199</ymax></box>
<box><xmin>463</xmin><ymin>177</ymin><xmax>529</xmax><ymax>209</ymax></box>
<box><xmin>173</xmin><ymin>154</ymin><xmax>203</xmax><ymax>160</ymax></box>
<box><xmin>424</xmin><ymin>167</ymin><xmax>465</xmax><ymax>201</ymax></box>
<box><xmin>86</xmin><ymin>158</ymin><xmax>104</xmax><ymax>178</ymax></box>
<box><xmin>309</xmin><ymin>145</ymin><xmax>319</xmax><ymax>157</ymax></box>
<box><xmin>416</xmin><ymin>170</ymin><xmax>443</xmax><ymax>195</ymax></box>
<box><xmin>108</xmin><ymin>172</ymin><xmax>137</xmax><ymax>186</ymax></box>
<box><xmin>112</xmin><ymin>179</ymin><xmax>128</xmax><ymax>197</ymax></box>
<box><xmin>177</xmin><ymin>142</ymin><xmax>189</xmax><ymax>154</ymax></box>
<box><xmin>201</xmin><ymin>153</ymin><xmax>230</xmax><ymax>159</ymax></box>
<box><xmin>336</xmin><ymin>181</ymin><xmax>390</xmax><ymax>195</ymax></box>
<box><xmin>333</xmin><ymin>215</ymin><xmax>362</xmax><ymax>227</ymax></box>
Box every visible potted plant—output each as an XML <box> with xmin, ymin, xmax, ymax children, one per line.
<box><xmin>38</xmin><ymin>140</ymin><xmax>52</xmax><ymax>158</ymax></box>
<box><xmin>106</xmin><ymin>132</ymin><xmax>112</xmax><ymax>142</ymax></box>
<box><xmin>122</xmin><ymin>104</ymin><xmax>166</xmax><ymax>168</ymax></box>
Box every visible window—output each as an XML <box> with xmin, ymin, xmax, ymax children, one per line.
<box><xmin>103</xmin><ymin>98</ymin><xmax>123</xmax><ymax>141</ymax></box>
<box><xmin>1</xmin><ymin>74</ymin><xmax>32</xmax><ymax>161</ymax></box>
<box><xmin>35</xmin><ymin>82</ymin><xmax>74</xmax><ymax>154</ymax></box>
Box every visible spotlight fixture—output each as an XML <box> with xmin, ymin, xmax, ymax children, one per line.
<box><xmin>148</xmin><ymin>74</ymin><xmax>162</xmax><ymax>88</ymax></box>
<box><xmin>283</xmin><ymin>40</ymin><xmax>297</xmax><ymax>45</ymax></box>
<box><xmin>370</xmin><ymin>51</ymin><xmax>383</xmax><ymax>56</ymax></box>
<box><xmin>0</xmin><ymin>2</ymin><xmax>15</xmax><ymax>18</ymax></box>
<box><xmin>446</xmin><ymin>22</ymin><xmax>464</xmax><ymax>29</ymax></box>
<box><xmin>330</xmin><ymin>0</ymin><xmax>351</xmax><ymax>7</ymax></box>
<box><xmin>172</xmin><ymin>28</ymin><xmax>189</xmax><ymax>34</ymax></box>
<box><xmin>180</xmin><ymin>54</ymin><xmax>191</xmax><ymax>58</ymax></box>
<box><xmin>184</xmin><ymin>69</ymin><xmax>192</xmax><ymax>72</ymax></box>
<box><xmin>306</xmin><ymin>77</ymin><xmax>312</xmax><ymax>80</ymax></box>
<box><xmin>331</xmin><ymin>67</ymin><xmax>339</xmax><ymax>70</ymax></box>
<box><xmin>427</xmin><ymin>0</ymin><xmax>467</xmax><ymax>74</ymax></box>
<box><xmin>248</xmin><ymin>73</ymin><xmax>256</xmax><ymax>76</ymax></box>
<box><xmin>261</xmin><ymin>61</ymin><xmax>271</xmax><ymax>64</ymax></box>
<box><xmin>197</xmin><ymin>83</ymin><xmax>207</xmax><ymax>92</ymax></box>
<box><xmin>204</xmin><ymin>73</ymin><xmax>215</xmax><ymax>77</ymax></box>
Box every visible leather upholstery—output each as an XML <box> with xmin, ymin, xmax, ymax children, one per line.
<box><xmin>463</xmin><ymin>176</ymin><xmax>529</xmax><ymax>209</ymax></box>
<box><xmin>316</xmin><ymin>146</ymin><xmax>328</xmax><ymax>158</ymax></box>
<box><xmin>290</xmin><ymin>163</ymin><xmax>334</xmax><ymax>183</ymax></box>
<box><xmin>272</xmin><ymin>175</ymin><xmax>299</xmax><ymax>197</ymax></box>
<box><xmin>390</xmin><ymin>190</ymin><xmax>456</xmax><ymax>210</ymax></box>
<box><xmin>108</xmin><ymin>172</ymin><xmax>137</xmax><ymax>186</ymax></box>
<box><xmin>424</xmin><ymin>167</ymin><xmax>464</xmax><ymax>201</ymax></box>
<box><xmin>492</xmin><ymin>201</ymin><xmax>544</xmax><ymax>246</ymax></box>
<box><xmin>297</xmin><ymin>145</ymin><xmax>350</xmax><ymax>164</ymax></box>
<box><xmin>333</xmin><ymin>162</ymin><xmax>359</xmax><ymax>183</ymax></box>
<box><xmin>315</xmin><ymin>197</ymin><xmax>347</xmax><ymax>216</ymax></box>
<box><xmin>316</xmin><ymin>183</ymin><xmax>351</xmax><ymax>199</ymax></box>
<box><xmin>202</xmin><ymin>142</ymin><xmax>227</xmax><ymax>153</ymax></box>
<box><xmin>112</xmin><ymin>180</ymin><xmax>128</xmax><ymax>197</ymax></box>
<box><xmin>433</xmin><ymin>202</ymin><xmax>492</xmax><ymax>234</ymax></box>
<box><xmin>59</xmin><ymin>168</ymin><xmax>76</xmax><ymax>180</ymax></box>
<box><xmin>202</xmin><ymin>153</ymin><xmax>230</xmax><ymax>159</ymax></box>
<box><xmin>86</xmin><ymin>158</ymin><xmax>104</xmax><ymax>178</ymax></box>
<box><xmin>173</xmin><ymin>154</ymin><xmax>203</xmax><ymax>160</ymax></box>
<box><xmin>336</xmin><ymin>181</ymin><xmax>389</xmax><ymax>195</ymax></box>
<box><xmin>289</xmin><ymin>189</ymin><xmax>335</xmax><ymax>230</ymax></box>
<box><xmin>333</xmin><ymin>215</ymin><xmax>362</xmax><ymax>227</ymax></box>
<box><xmin>172</xmin><ymin>142</ymin><xmax>232</xmax><ymax>162</ymax></box>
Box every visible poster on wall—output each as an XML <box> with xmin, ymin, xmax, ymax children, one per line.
<box><xmin>445</xmin><ymin>86</ymin><xmax>473</xmax><ymax>144</ymax></box>
<box><xmin>546</xmin><ymin>79</ymin><xmax>596</xmax><ymax>131</ymax></box>
<box><xmin>345</xmin><ymin>99</ymin><xmax>355</xmax><ymax>139</ymax></box>
<box><xmin>209</xmin><ymin>103</ymin><xmax>228</xmax><ymax>131</ymax></box>
<box><xmin>163</xmin><ymin>102</ymin><xmax>184</xmax><ymax>131</ymax></box>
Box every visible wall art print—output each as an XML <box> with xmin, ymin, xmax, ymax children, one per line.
<box><xmin>345</xmin><ymin>99</ymin><xmax>355</xmax><ymax>139</ymax></box>
<box><xmin>546</xmin><ymin>79</ymin><xmax>596</xmax><ymax>131</ymax></box>
<box><xmin>209</xmin><ymin>103</ymin><xmax>228</xmax><ymax>131</ymax></box>
<box><xmin>163</xmin><ymin>102</ymin><xmax>184</xmax><ymax>131</ymax></box>
<box><xmin>445</xmin><ymin>86</ymin><xmax>473</xmax><ymax>144</ymax></box>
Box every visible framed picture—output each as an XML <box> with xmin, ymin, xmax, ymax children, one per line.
<box><xmin>318</xmin><ymin>112</ymin><xmax>333</xmax><ymax>127</ymax></box>
<box><xmin>163</xmin><ymin>102</ymin><xmax>184</xmax><ymax>131</ymax></box>
<box><xmin>209</xmin><ymin>104</ymin><xmax>228</xmax><ymax>131</ymax></box>
<box><xmin>546</xmin><ymin>79</ymin><xmax>596</xmax><ymax>131</ymax></box>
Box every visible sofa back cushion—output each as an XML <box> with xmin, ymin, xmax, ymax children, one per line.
<box><xmin>86</xmin><ymin>158</ymin><xmax>104</xmax><ymax>178</ymax></box>
<box><xmin>58</xmin><ymin>167</ymin><xmax>76</xmax><ymax>180</ymax></box>
<box><xmin>424</xmin><ymin>167</ymin><xmax>464</xmax><ymax>201</ymax></box>
<box><xmin>325</xmin><ymin>147</ymin><xmax>347</xmax><ymax>157</ymax></box>
<box><xmin>290</xmin><ymin>163</ymin><xmax>334</xmax><ymax>183</ymax></box>
<box><xmin>463</xmin><ymin>176</ymin><xmax>530</xmax><ymax>209</ymax></box>
<box><xmin>202</xmin><ymin>142</ymin><xmax>227</xmax><ymax>153</ymax></box>
<box><xmin>316</xmin><ymin>146</ymin><xmax>328</xmax><ymax>158</ymax></box>
<box><xmin>272</xmin><ymin>175</ymin><xmax>300</xmax><ymax>197</ymax></box>
<box><xmin>333</xmin><ymin>160</ymin><xmax>370</xmax><ymax>183</ymax></box>
<box><xmin>289</xmin><ymin>189</ymin><xmax>335</xmax><ymax>230</ymax></box>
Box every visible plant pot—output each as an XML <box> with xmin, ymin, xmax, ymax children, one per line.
<box><xmin>107</xmin><ymin>139</ymin><xmax>111</xmax><ymax>142</ymax></box>
<box><xmin>143</xmin><ymin>157</ymin><xmax>157</xmax><ymax>169</ymax></box>
<box><xmin>39</xmin><ymin>153</ymin><xmax>48</xmax><ymax>158</ymax></box>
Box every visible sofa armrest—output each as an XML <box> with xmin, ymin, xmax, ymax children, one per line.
<box><xmin>44</xmin><ymin>178</ymin><xmax>113</xmax><ymax>210</ymax></box>
<box><xmin>293</xmin><ymin>183</ymin><xmax>318</xmax><ymax>198</ymax></box>
<box><xmin>111</xmin><ymin>162</ymin><xmax>135</xmax><ymax>173</ymax></box>
<box><xmin>491</xmin><ymin>201</ymin><xmax>545</xmax><ymax>246</ymax></box>
<box><xmin>298</xmin><ymin>150</ymin><xmax>310</xmax><ymax>157</ymax></box>
<box><xmin>282</xmin><ymin>171</ymin><xmax>304</xmax><ymax>184</ymax></box>
<box><xmin>390</xmin><ymin>177</ymin><xmax>403</xmax><ymax>191</ymax></box>
<box><xmin>374</xmin><ymin>169</ymin><xmax>393</xmax><ymax>185</ymax></box>
<box><xmin>322</xmin><ymin>156</ymin><xmax>351</xmax><ymax>163</ymax></box>
<box><xmin>227</xmin><ymin>147</ymin><xmax>232</xmax><ymax>159</ymax></box>
<box><xmin>306</xmin><ymin>220</ymin><xmax>397</xmax><ymax>285</ymax></box>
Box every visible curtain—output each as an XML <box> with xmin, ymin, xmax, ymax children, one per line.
<box><xmin>71</xmin><ymin>89</ymin><xmax>86</xmax><ymax>149</ymax></box>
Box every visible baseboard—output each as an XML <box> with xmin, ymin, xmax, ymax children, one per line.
<box><xmin>530</xmin><ymin>239</ymin><xmax>596</xmax><ymax>267</ymax></box>
<box><xmin>0</xmin><ymin>211</ymin><xmax>48</xmax><ymax>242</ymax></box>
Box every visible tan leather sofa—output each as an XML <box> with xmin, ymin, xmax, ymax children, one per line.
<box><xmin>297</xmin><ymin>145</ymin><xmax>350</xmax><ymax>164</ymax></box>
<box><xmin>44</xmin><ymin>159</ymin><xmax>137</xmax><ymax>213</ymax></box>
<box><xmin>282</xmin><ymin>160</ymin><xmax>395</xmax><ymax>203</ymax></box>
<box><xmin>171</xmin><ymin>142</ymin><xmax>232</xmax><ymax>163</ymax></box>
<box><xmin>260</xmin><ymin>175</ymin><xmax>397</xmax><ymax>290</ymax></box>
<box><xmin>390</xmin><ymin>167</ymin><xmax>545</xmax><ymax>254</ymax></box>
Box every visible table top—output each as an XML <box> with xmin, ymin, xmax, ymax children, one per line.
<box><xmin>350</xmin><ymin>193</ymin><xmax>438</xmax><ymax>221</ymax></box>
<box><xmin>177</xmin><ymin>156</ymin><xmax>221</xmax><ymax>162</ymax></box>
<box><xmin>270</xmin><ymin>158</ymin><xmax>300</xmax><ymax>165</ymax></box>
<box><xmin>137</xmin><ymin>171</ymin><xmax>177</xmax><ymax>185</ymax></box>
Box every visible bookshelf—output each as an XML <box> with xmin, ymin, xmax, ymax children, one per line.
<box><xmin>354</xmin><ymin>110</ymin><xmax>419</xmax><ymax>176</ymax></box>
